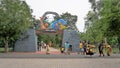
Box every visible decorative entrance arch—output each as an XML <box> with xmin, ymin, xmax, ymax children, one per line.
<box><xmin>40</xmin><ymin>11</ymin><xmax>67</xmax><ymax>30</ymax></box>
<box><xmin>42</xmin><ymin>11</ymin><xmax>59</xmax><ymax>20</ymax></box>
<box><xmin>36</xmin><ymin>30</ymin><xmax>63</xmax><ymax>34</ymax></box>
<box><xmin>37</xmin><ymin>11</ymin><xmax>80</xmax><ymax>52</ymax></box>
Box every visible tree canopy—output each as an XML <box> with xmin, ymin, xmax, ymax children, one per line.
<box><xmin>60</xmin><ymin>12</ymin><xmax>78</xmax><ymax>31</ymax></box>
<box><xmin>0</xmin><ymin>0</ymin><xmax>34</xmax><ymax>52</ymax></box>
<box><xmin>82</xmin><ymin>0</ymin><xmax>120</xmax><ymax>44</ymax></box>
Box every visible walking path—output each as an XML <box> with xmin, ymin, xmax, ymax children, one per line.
<box><xmin>0</xmin><ymin>58</ymin><xmax>120</xmax><ymax>68</ymax></box>
<box><xmin>40</xmin><ymin>47</ymin><xmax>60</xmax><ymax>51</ymax></box>
<box><xmin>0</xmin><ymin>47</ymin><xmax>120</xmax><ymax>58</ymax></box>
<box><xmin>0</xmin><ymin>47</ymin><xmax>120</xmax><ymax>68</ymax></box>
<box><xmin>36</xmin><ymin>47</ymin><xmax>61</xmax><ymax>54</ymax></box>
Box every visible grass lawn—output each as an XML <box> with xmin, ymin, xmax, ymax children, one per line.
<box><xmin>112</xmin><ymin>47</ymin><xmax>120</xmax><ymax>53</ymax></box>
<box><xmin>0</xmin><ymin>48</ymin><xmax>13</xmax><ymax>52</ymax></box>
<box><xmin>0</xmin><ymin>48</ymin><xmax>4</xmax><ymax>52</ymax></box>
<box><xmin>94</xmin><ymin>47</ymin><xmax>120</xmax><ymax>54</ymax></box>
<box><xmin>0</xmin><ymin>47</ymin><xmax>119</xmax><ymax>53</ymax></box>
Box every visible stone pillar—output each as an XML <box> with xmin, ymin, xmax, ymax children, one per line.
<box><xmin>62</xmin><ymin>30</ymin><xmax>80</xmax><ymax>52</ymax></box>
<box><xmin>14</xmin><ymin>29</ymin><xmax>37</xmax><ymax>52</ymax></box>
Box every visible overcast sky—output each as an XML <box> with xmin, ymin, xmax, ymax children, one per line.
<box><xmin>25</xmin><ymin>0</ymin><xmax>91</xmax><ymax>32</ymax></box>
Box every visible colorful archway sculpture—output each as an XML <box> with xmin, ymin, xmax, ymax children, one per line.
<box><xmin>40</xmin><ymin>11</ymin><xmax>67</xmax><ymax>30</ymax></box>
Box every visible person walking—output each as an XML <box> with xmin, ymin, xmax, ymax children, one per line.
<box><xmin>98</xmin><ymin>40</ymin><xmax>105</xmax><ymax>57</ymax></box>
<box><xmin>46</xmin><ymin>43</ymin><xmax>50</xmax><ymax>55</ymax></box>
<box><xmin>83</xmin><ymin>41</ymin><xmax>87</xmax><ymax>55</ymax></box>
<box><xmin>69</xmin><ymin>45</ymin><xmax>72</xmax><ymax>54</ymax></box>
<box><xmin>79</xmin><ymin>41</ymin><xmax>84</xmax><ymax>55</ymax></box>
<box><xmin>117</xmin><ymin>36</ymin><xmax>120</xmax><ymax>53</ymax></box>
<box><xmin>64</xmin><ymin>42</ymin><xmax>70</xmax><ymax>55</ymax></box>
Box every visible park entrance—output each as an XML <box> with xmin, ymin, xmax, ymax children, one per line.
<box><xmin>36</xmin><ymin>30</ymin><xmax>63</xmax><ymax>51</ymax></box>
<box><xmin>14</xmin><ymin>11</ymin><xmax>80</xmax><ymax>52</ymax></box>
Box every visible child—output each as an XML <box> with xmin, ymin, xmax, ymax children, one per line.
<box><xmin>46</xmin><ymin>44</ymin><xmax>50</xmax><ymax>54</ymax></box>
<box><xmin>60</xmin><ymin>47</ymin><xmax>65</xmax><ymax>53</ymax></box>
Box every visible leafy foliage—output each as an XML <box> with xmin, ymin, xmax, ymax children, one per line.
<box><xmin>60</xmin><ymin>12</ymin><xmax>78</xmax><ymax>31</ymax></box>
<box><xmin>100</xmin><ymin>0</ymin><xmax>120</xmax><ymax>36</ymax></box>
<box><xmin>37</xmin><ymin>34</ymin><xmax>63</xmax><ymax>48</ymax></box>
<box><xmin>0</xmin><ymin>0</ymin><xmax>33</xmax><ymax>52</ymax></box>
<box><xmin>82</xmin><ymin>0</ymin><xmax>120</xmax><ymax>45</ymax></box>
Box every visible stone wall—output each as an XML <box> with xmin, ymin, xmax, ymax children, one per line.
<box><xmin>62</xmin><ymin>30</ymin><xmax>80</xmax><ymax>52</ymax></box>
<box><xmin>14</xmin><ymin>29</ymin><xmax>37</xmax><ymax>52</ymax></box>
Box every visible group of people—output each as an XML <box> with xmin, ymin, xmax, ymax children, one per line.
<box><xmin>79</xmin><ymin>41</ymin><xmax>95</xmax><ymax>55</ymax></box>
<box><xmin>38</xmin><ymin>41</ymin><xmax>51</xmax><ymax>54</ymax></box>
<box><xmin>38</xmin><ymin>40</ymin><xmax>112</xmax><ymax>56</ymax></box>
<box><xmin>98</xmin><ymin>40</ymin><xmax>112</xmax><ymax>56</ymax></box>
<box><xmin>79</xmin><ymin>41</ymin><xmax>87</xmax><ymax>55</ymax></box>
<box><xmin>79</xmin><ymin>40</ymin><xmax>112</xmax><ymax>57</ymax></box>
<box><xmin>60</xmin><ymin>42</ymin><xmax>72</xmax><ymax>55</ymax></box>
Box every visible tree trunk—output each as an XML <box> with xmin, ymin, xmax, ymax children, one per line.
<box><xmin>118</xmin><ymin>36</ymin><xmax>120</xmax><ymax>44</ymax></box>
<box><xmin>3</xmin><ymin>38</ymin><xmax>9</xmax><ymax>53</ymax></box>
<box><xmin>104</xmin><ymin>37</ymin><xmax>107</xmax><ymax>44</ymax></box>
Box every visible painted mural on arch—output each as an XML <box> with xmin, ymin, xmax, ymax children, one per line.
<box><xmin>39</xmin><ymin>11</ymin><xmax>67</xmax><ymax>30</ymax></box>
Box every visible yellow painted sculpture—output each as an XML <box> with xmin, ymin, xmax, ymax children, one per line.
<box><xmin>86</xmin><ymin>44</ymin><xmax>96</xmax><ymax>55</ymax></box>
<box><xmin>40</xmin><ymin>17</ymin><xmax>49</xmax><ymax>30</ymax></box>
<box><xmin>104</xmin><ymin>43</ymin><xmax>112</xmax><ymax>56</ymax></box>
<box><xmin>40</xmin><ymin>17</ymin><xmax>67</xmax><ymax>30</ymax></box>
<box><xmin>59</xmin><ymin>22</ymin><xmax>66</xmax><ymax>30</ymax></box>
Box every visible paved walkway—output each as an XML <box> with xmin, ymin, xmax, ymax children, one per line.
<box><xmin>0</xmin><ymin>47</ymin><xmax>120</xmax><ymax>68</ymax></box>
<box><xmin>0</xmin><ymin>58</ymin><xmax>120</xmax><ymax>68</ymax></box>
<box><xmin>0</xmin><ymin>47</ymin><xmax>120</xmax><ymax>58</ymax></box>
<box><xmin>36</xmin><ymin>47</ymin><xmax>61</xmax><ymax>54</ymax></box>
<box><xmin>40</xmin><ymin>47</ymin><xmax>60</xmax><ymax>51</ymax></box>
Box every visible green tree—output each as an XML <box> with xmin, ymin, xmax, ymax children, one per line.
<box><xmin>37</xmin><ymin>34</ymin><xmax>62</xmax><ymax>48</ymax></box>
<box><xmin>84</xmin><ymin>0</ymin><xmax>120</xmax><ymax>44</ymax></box>
<box><xmin>60</xmin><ymin>12</ymin><xmax>78</xmax><ymax>31</ymax></box>
<box><xmin>0</xmin><ymin>0</ymin><xmax>33</xmax><ymax>52</ymax></box>
<box><xmin>100</xmin><ymin>0</ymin><xmax>120</xmax><ymax>45</ymax></box>
<box><xmin>84</xmin><ymin>0</ymin><xmax>103</xmax><ymax>43</ymax></box>
<box><xmin>100</xmin><ymin>0</ymin><xmax>120</xmax><ymax>37</ymax></box>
